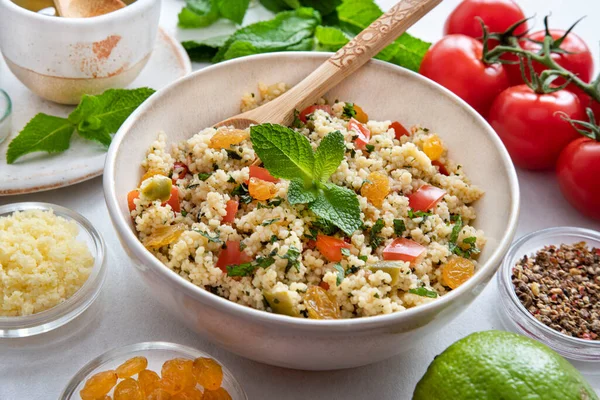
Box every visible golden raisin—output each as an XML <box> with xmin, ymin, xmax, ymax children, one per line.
<box><xmin>116</xmin><ymin>356</ymin><xmax>149</xmax><ymax>379</ymax></box>
<box><xmin>147</xmin><ymin>389</ymin><xmax>173</xmax><ymax>400</ymax></box>
<box><xmin>172</xmin><ymin>387</ymin><xmax>204</xmax><ymax>400</ymax></box>
<box><xmin>139</xmin><ymin>369</ymin><xmax>161</xmax><ymax>397</ymax></box>
<box><xmin>304</xmin><ymin>286</ymin><xmax>342</xmax><ymax>320</ymax></box>
<box><xmin>422</xmin><ymin>135</ymin><xmax>444</xmax><ymax>161</ymax></box>
<box><xmin>160</xmin><ymin>358</ymin><xmax>195</xmax><ymax>394</ymax></box>
<box><xmin>248</xmin><ymin>177</ymin><xmax>277</xmax><ymax>201</ymax></box>
<box><xmin>442</xmin><ymin>256</ymin><xmax>475</xmax><ymax>289</ymax></box>
<box><xmin>360</xmin><ymin>172</ymin><xmax>390</xmax><ymax>208</ymax></box>
<box><xmin>209</xmin><ymin>128</ymin><xmax>249</xmax><ymax>149</ymax></box>
<box><xmin>114</xmin><ymin>378</ymin><xmax>143</xmax><ymax>400</ymax></box>
<box><xmin>80</xmin><ymin>370</ymin><xmax>118</xmax><ymax>400</ymax></box>
<box><xmin>354</xmin><ymin>104</ymin><xmax>369</xmax><ymax>123</ymax></box>
<box><xmin>143</xmin><ymin>224</ymin><xmax>186</xmax><ymax>249</ymax></box>
<box><xmin>100</xmin><ymin>397</ymin><xmax>112</xmax><ymax>400</ymax></box>
<box><xmin>203</xmin><ymin>388</ymin><xmax>232</xmax><ymax>400</ymax></box>
<box><xmin>192</xmin><ymin>358</ymin><xmax>223</xmax><ymax>391</ymax></box>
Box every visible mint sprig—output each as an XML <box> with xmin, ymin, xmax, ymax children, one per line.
<box><xmin>6</xmin><ymin>88</ymin><xmax>154</xmax><ymax>164</ymax></box>
<box><xmin>250</xmin><ymin>124</ymin><xmax>362</xmax><ymax>235</ymax></box>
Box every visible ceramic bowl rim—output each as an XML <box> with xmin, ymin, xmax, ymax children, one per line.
<box><xmin>104</xmin><ymin>52</ymin><xmax>520</xmax><ymax>331</ymax></box>
<box><xmin>0</xmin><ymin>0</ymin><xmax>156</xmax><ymax>24</ymax></box>
<box><xmin>0</xmin><ymin>89</ymin><xmax>11</xmax><ymax>124</ymax></box>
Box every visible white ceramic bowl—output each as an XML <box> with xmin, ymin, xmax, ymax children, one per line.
<box><xmin>104</xmin><ymin>53</ymin><xmax>520</xmax><ymax>370</ymax></box>
<box><xmin>0</xmin><ymin>0</ymin><xmax>160</xmax><ymax>104</ymax></box>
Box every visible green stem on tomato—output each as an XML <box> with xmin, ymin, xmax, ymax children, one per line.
<box><xmin>559</xmin><ymin>108</ymin><xmax>600</xmax><ymax>142</ymax></box>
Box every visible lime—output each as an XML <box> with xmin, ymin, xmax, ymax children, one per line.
<box><xmin>413</xmin><ymin>330</ymin><xmax>598</xmax><ymax>400</ymax></box>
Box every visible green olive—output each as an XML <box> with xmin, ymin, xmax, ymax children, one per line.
<box><xmin>140</xmin><ymin>175</ymin><xmax>172</xmax><ymax>202</ymax></box>
<box><xmin>263</xmin><ymin>290</ymin><xmax>300</xmax><ymax>317</ymax></box>
<box><xmin>367</xmin><ymin>261</ymin><xmax>405</xmax><ymax>286</ymax></box>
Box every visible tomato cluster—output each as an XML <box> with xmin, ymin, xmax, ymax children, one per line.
<box><xmin>419</xmin><ymin>0</ymin><xmax>600</xmax><ymax>220</ymax></box>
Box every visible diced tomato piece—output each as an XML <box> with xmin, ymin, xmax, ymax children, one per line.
<box><xmin>249</xmin><ymin>165</ymin><xmax>279</xmax><ymax>183</ymax></box>
<box><xmin>319</xmin><ymin>281</ymin><xmax>330</xmax><ymax>291</ymax></box>
<box><xmin>390</xmin><ymin>121</ymin><xmax>410</xmax><ymax>140</ymax></box>
<box><xmin>432</xmin><ymin>160</ymin><xmax>449</xmax><ymax>176</ymax></box>
<box><xmin>348</xmin><ymin>118</ymin><xmax>371</xmax><ymax>150</ymax></box>
<box><xmin>408</xmin><ymin>185</ymin><xmax>447</xmax><ymax>212</ymax></box>
<box><xmin>383</xmin><ymin>238</ymin><xmax>426</xmax><ymax>262</ymax></box>
<box><xmin>215</xmin><ymin>240</ymin><xmax>252</xmax><ymax>272</ymax></box>
<box><xmin>172</xmin><ymin>162</ymin><xmax>189</xmax><ymax>183</ymax></box>
<box><xmin>127</xmin><ymin>190</ymin><xmax>139</xmax><ymax>212</ymax></box>
<box><xmin>223</xmin><ymin>199</ymin><xmax>239</xmax><ymax>224</ymax></box>
<box><xmin>299</xmin><ymin>105</ymin><xmax>332</xmax><ymax>123</ymax></box>
<box><xmin>305</xmin><ymin>239</ymin><xmax>317</xmax><ymax>250</ymax></box>
<box><xmin>163</xmin><ymin>186</ymin><xmax>180</xmax><ymax>213</ymax></box>
<box><xmin>316</xmin><ymin>234</ymin><xmax>351</xmax><ymax>263</ymax></box>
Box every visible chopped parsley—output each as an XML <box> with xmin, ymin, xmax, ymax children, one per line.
<box><xmin>261</xmin><ymin>218</ymin><xmax>280</xmax><ymax>226</ymax></box>
<box><xmin>181</xmin><ymin>210</ymin><xmax>188</xmax><ymax>217</ymax></box>
<box><xmin>407</xmin><ymin>209</ymin><xmax>432</xmax><ymax>219</ymax></box>
<box><xmin>393</xmin><ymin>219</ymin><xmax>406</xmax><ymax>236</ymax></box>
<box><xmin>268</xmin><ymin>197</ymin><xmax>283</xmax><ymax>207</ymax></box>
<box><xmin>365</xmin><ymin>144</ymin><xmax>375</xmax><ymax>152</ymax></box>
<box><xmin>409</xmin><ymin>287</ymin><xmax>438</xmax><ymax>298</ymax></box>
<box><xmin>341</xmin><ymin>247</ymin><xmax>351</xmax><ymax>257</ymax></box>
<box><xmin>292</xmin><ymin>109</ymin><xmax>303</xmax><ymax>128</ymax></box>
<box><xmin>227</xmin><ymin>175</ymin><xmax>236</xmax><ymax>183</ymax></box>
<box><xmin>269</xmin><ymin>235</ymin><xmax>278</xmax><ymax>244</ymax></box>
<box><xmin>283</xmin><ymin>246</ymin><xmax>301</xmax><ymax>273</ymax></box>
<box><xmin>333</xmin><ymin>263</ymin><xmax>345</xmax><ymax>285</ymax></box>
<box><xmin>358</xmin><ymin>255</ymin><xmax>368</xmax><ymax>262</ymax></box>
<box><xmin>193</xmin><ymin>229</ymin><xmax>221</xmax><ymax>243</ymax></box>
<box><xmin>342</xmin><ymin>102</ymin><xmax>357</xmax><ymax>119</ymax></box>
<box><xmin>186</xmin><ymin>183</ymin><xmax>199</xmax><ymax>189</ymax></box>
<box><xmin>225</xmin><ymin>149</ymin><xmax>242</xmax><ymax>160</ymax></box>
<box><xmin>198</xmin><ymin>172</ymin><xmax>212</xmax><ymax>181</ymax></box>
<box><xmin>226</xmin><ymin>255</ymin><xmax>276</xmax><ymax>277</ymax></box>
<box><xmin>231</xmin><ymin>183</ymin><xmax>252</xmax><ymax>204</ymax></box>
<box><xmin>369</xmin><ymin>218</ymin><xmax>385</xmax><ymax>249</ymax></box>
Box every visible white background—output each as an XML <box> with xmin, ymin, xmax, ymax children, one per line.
<box><xmin>2</xmin><ymin>1</ymin><xmax>600</xmax><ymax>399</ymax></box>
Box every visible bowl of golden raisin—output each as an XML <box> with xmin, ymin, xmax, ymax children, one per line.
<box><xmin>60</xmin><ymin>341</ymin><xmax>247</xmax><ymax>400</ymax></box>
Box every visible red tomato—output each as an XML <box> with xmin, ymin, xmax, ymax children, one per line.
<box><xmin>489</xmin><ymin>85</ymin><xmax>585</xmax><ymax>170</ymax></box>
<box><xmin>432</xmin><ymin>160</ymin><xmax>450</xmax><ymax>176</ymax></box>
<box><xmin>390</xmin><ymin>121</ymin><xmax>410</xmax><ymax>140</ymax></box>
<box><xmin>215</xmin><ymin>240</ymin><xmax>252</xmax><ymax>272</ymax></box>
<box><xmin>319</xmin><ymin>281</ymin><xmax>330</xmax><ymax>291</ymax></box>
<box><xmin>569</xmin><ymin>86</ymin><xmax>600</xmax><ymax>122</ymax></box>
<box><xmin>223</xmin><ymin>200</ymin><xmax>239</xmax><ymax>224</ymax></box>
<box><xmin>557</xmin><ymin>137</ymin><xmax>600</xmax><ymax>220</ymax></box>
<box><xmin>348</xmin><ymin>118</ymin><xmax>371</xmax><ymax>150</ymax></box>
<box><xmin>444</xmin><ymin>0</ymin><xmax>527</xmax><ymax>39</ymax></box>
<box><xmin>408</xmin><ymin>185</ymin><xmax>447</xmax><ymax>212</ymax></box>
<box><xmin>127</xmin><ymin>190</ymin><xmax>139</xmax><ymax>212</ymax></box>
<box><xmin>299</xmin><ymin>105</ymin><xmax>332</xmax><ymax>123</ymax></box>
<box><xmin>383</xmin><ymin>238</ymin><xmax>426</xmax><ymax>262</ymax></box>
<box><xmin>316</xmin><ymin>234</ymin><xmax>351</xmax><ymax>262</ymax></box>
<box><xmin>419</xmin><ymin>35</ymin><xmax>509</xmax><ymax>117</ymax></box>
<box><xmin>506</xmin><ymin>29</ymin><xmax>594</xmax><ymax>86</ymax></box>
<box><xmin>249</xmin><ymin>165</ymin><xmax>278</xmax><ymax>183</ymax></box>
<box><xmin>172</xmin><ymin>162</ymin><xmax>189</xmax><ymax>183</ymax></box>
<box><xmin>163</xmin><ymin>186</ymin><xmax>181</xmax><ymax>213</ymax></box>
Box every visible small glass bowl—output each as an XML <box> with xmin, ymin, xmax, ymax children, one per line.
<box><xmin>497</xmin><ymin>227</ymin><xmax>600</xmax><ymax>366</ymax></box>
<box><xmin>60</xmin><ymin>342</ymin><xmax>248</xmax><ymax>400</ymax></box>
<box><xmin>0</xmin><ymin>89</ymin><xmax>11</xmax><ymax>144</ymax></box>
<box><xmin>0</xmin><ymin>202</ymin><xmax>106</xmax><ymax>338</ymax></box>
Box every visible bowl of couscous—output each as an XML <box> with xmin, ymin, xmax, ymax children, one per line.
<box><xmin>104</xmin><ymin>52</ymin><xmax>519</xmax><ymax>370</ymax></box>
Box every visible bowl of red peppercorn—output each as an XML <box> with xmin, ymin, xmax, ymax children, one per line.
<box><xmin>497</xmin><ymin>227</ymin><xmax>600</xmax><ymax>368</ymax></box>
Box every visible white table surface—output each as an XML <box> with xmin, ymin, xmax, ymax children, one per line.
<box><xmin>2</xmin><ymin>1</ymin><xmax>600</xmax><ymax>399</ymax></box>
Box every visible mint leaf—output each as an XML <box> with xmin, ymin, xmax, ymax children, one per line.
<box><xmin>409</xmin><ymin>287</ymin><xmax>438</xmax><ymax>298</ymax></box>
<box><xmin>309</xmin><ymin>183</ymin><xmax>361</xmax><ymax>236</ymax></box>
<box><xmin>390</xmin><ymin>33</ymin><xmax>432</xmax><ymax>72</ymax></box>
<box><xmin>182</xmin><ymin>35</ymin><xmax>229</xmax><ymax>62</ymax></box>
<box><xmin>333</xmin><ymin>263</ymin><xmax>345</xmax><ymax>285</ymax></box>
<box><xmin>315</xmin><ymin>25</ymin><xmax>349</xmax><ymax>51</ymax></box>
<box><xmin>217</xmin><ymin>0</ymin><xmax>249</xmax><ymax>24</ymax></box>
<box><xmin>337</xmin><ymin>0</ymin><xmax>382</xmax><ymax>34</ymax></box>
<box><xmin>314</xmin><ymin>130</ymin><xmax>345</xmax><ymax>182</ymax></box>
<box><xmin>259</xmin><ymin>0</ymin><xmax>299</xmax><ymax>12</ymax></box>
<box><xmin>250</xmin><ymin>123</ymin><xmax>315</xmax><ymax>182</ymax></box>
<box><xmin>178</xmin><ymin>0</ymin><xmax>220</xmax><ymax>28</ymax></box>
<box><xmin>288</xmin><ymin>179</ymin><xmax>318</xmax><ymax>205</ymax></box>
<box><xmin>68</xmin><ymin>88</ymin><xmax>155</xmax><ymax>146</ymax></box>
<box><xmin>283</xmin><ymin>245</ymin><xmax>301</xmax><ymax>273</ymax></box>
<box><xmin>6</xmin><ymin>114</ymin><xmax>75</xmax><ymax>164</ymax></box>
<box><xmin>213</xmin><ymin>8</ymin><xmax>321</xmax><ymax>62</ymax></box>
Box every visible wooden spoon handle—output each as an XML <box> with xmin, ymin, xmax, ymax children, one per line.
<box><xmin>268</xmin><ymin>0</ymin><xmax>442</xmax><ymax>126</ymax></box>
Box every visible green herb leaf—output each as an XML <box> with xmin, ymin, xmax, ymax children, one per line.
<box><xmin>408</xmin><ymin>209</ymin><xmax>433</xmax><ymax>219</ymax></box>
<box><xmin>182</xmin><ymin>35</ymin><xmax>229</xmax><ymax>62</ymax></box>
<box><xmin>232</xmin><ymin>183</ymin><xmax>253</xmax><ymax>204</ymax></box>
<box><xmin>393</xmin><ymin>219</ymin><xmax>406</xmax><ymax>236</ymax></box>
<box><xmin>227</xmin><ymin>262</ymin><xmax>255</xmax><ymax>277</ymax></box>
<box><xmin>309</xmin><ymin>183</ymin><xmax>362</xmax><ymax>236</ymax></box>
<box><xmin>288</xmin><ymin>179</ymin><xmax>318</xmax><ymax>205</ymax></box>
<box><xmin>193</xmin><ymin>229</ymin><xmax>222</xmax><ymax>243</ymax></box>
<box><xmin>369</xmin><ymin>218</ymin><xmax>385</xmax><ymax>249</ymax></box>
<box><xmin>269</xmin><ymin>235</ymin><xmax>279</xmax><ymax>244</ymax></box>
<box><xmin>178</xmin><ymin>0</ymin><xmax>220</xmax><ymax>28</ymax></box>
<box><xmin>315</xmin><ymin>25</ymin><xmax>349</xmax><ymax>52</ymax></box>
<box><xmin>6</xmin><ymin>114</ymin><xmax>75</xmax><ymax>164</ymax></box>
<box><xmin>342</xmin><ymin>102</ymin><xmax>356</xmax><ymax>119</ymax></box>
<box><xmin>448</xmin><ymin>215</ymin><xmax>463</xmax><ymax>254</ymax></box>
<box><xmin>198</xmin><ymin>172</ymin><xmax>213</xmax><ymax>181</ymax></box>
<box><xmin>250</xmin><ymin>123</ymin><xmax>315</xmax><ymax>182</ymax></box>
<box><xmin>259</xmin><ymin>0</ymin><xmax>299</xmax><ymax>12</ymax></box>
<box><xmin>333</xmin><ymin>263</ymin><xmax>345</xmax><ymax>285</ymax></box>
<box><xmin>283</xmin><ymin>245</ymin><xmax>301</xmax><ymax>273</ymax></box>
<box><xmin>463</xmin><ymin>236</ymin><xmax>477</xmax><ymax>244</ymax></box>
<box><xmin>341</xmin><ymin>247</ymin><xmax>351</xmax><ymax>257</ymax></box>
<box><xmin>312</xmin><ymin>217</ymin><xmax>339</xmax><ymax>236</ymax></box>
<box><xmin>365</xmin><ymin>144</ymin><xmax>375</xmax><ymax>153</ymax></box>
<box><xmin>262</xmin><ymin>218</ymin><xmax>280</xmax><ymax>226</ymax></box>
<box><xmin>337</xmin><ymin>0</ymin><xmax>382</xmax><ymax>34</ymax></box>
<box><xmin>313</xmin><ymin>130</ymin><xmax>345</xmax><ymax>182</ymax></box>
<box><xmin>390</xmin><ymin>33</ymin><xmax>432</xmax><ymax>72</ymax></box>
<box><xmin>213</xmin><ymin>8</ymin><xmax>321</xmax><ymax>62</ymax></box>
<box><xmin>409</xmin><ymin>287</ymin><xmax>438</xmax><ymax>298</ymax></box>
<box><xmin>358</xmin><ymin>255</ymin><xmax>368</xmax><ymax>262</ymax></box>
<box><xmin>216</xmin><ymin>0</ymin><xmax>249</xmax><ymax>24</ymax></box>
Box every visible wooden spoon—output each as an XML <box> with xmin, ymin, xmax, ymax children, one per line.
<box><xmin>53</xmin><ymin>0</ymin><xmax>125</xmax><ymax>18</ymax></box>
<box><xmin>216</xmin><ymin>0</ymin><xmax>442</xmax><ymax>129</ymax></box>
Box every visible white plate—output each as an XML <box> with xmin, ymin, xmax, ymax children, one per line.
<box><xmin>0</xmin><ymin>28</ymin><xmax>191</xmax><ymax>195</ymax></box>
